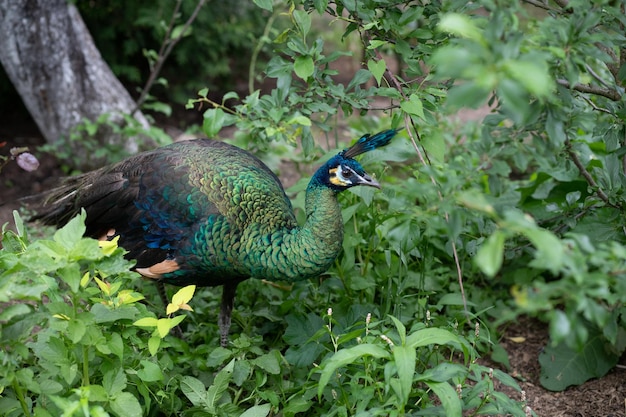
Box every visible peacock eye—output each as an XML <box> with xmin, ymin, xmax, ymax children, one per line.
<box><xmin>342</xmin><ymin>169</ymin><xmax>352</xmax><ymax>177</ymax></box>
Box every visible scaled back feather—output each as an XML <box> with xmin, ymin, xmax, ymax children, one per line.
<box><xmin>30</xmin><ymin>129</ymin><xmax>398</xmax><ymax>345</ymax></box>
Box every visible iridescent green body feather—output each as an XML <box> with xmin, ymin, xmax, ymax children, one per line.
<box><xmin>31</xmin><ymin>129</ymin><xmax>398</xmax><ymax>345</ymax></box>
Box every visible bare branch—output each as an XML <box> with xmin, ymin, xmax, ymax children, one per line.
<box><xmin>132</xmin><ymin>0</ymin><xmax>207</xmax><ymax>115</ymax></box>
<box><xmin>520</xmin><ymin>0</ymin><xmax>560</xmax><ymax>12</ymax></box>
<box><xmin>565</xmin><ymin>138</ymin><xmax>620</xmax><ymax>208</ymax></box>
<box><xmin>584</xmin><ymin>63</ymin><xmax>614</xmax><ymax>90</ymax></box>
<box><xmin>556</xmin><ymin>79</ymin><xmax>622</xmax><ymax>101</ymax></box>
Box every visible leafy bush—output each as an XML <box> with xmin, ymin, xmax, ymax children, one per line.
<box><xmin>192</xmin><ymin>0</ymin><xmax>626</xmax><ymax>391</ymax></box>
<box><xmin>1</xmin><ymin>212</ymin><xmax>528</xmax><ymax>416</ymax></box>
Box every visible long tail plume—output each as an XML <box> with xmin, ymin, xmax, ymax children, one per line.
<box><xmin>341</xmin><ymin>128</ymin><xmax>400</xmax><ymax>159</ymax></box>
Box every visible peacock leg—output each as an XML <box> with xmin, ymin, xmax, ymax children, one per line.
<box><xmin>218</xmin><ymin>282</ymin><xmax>239</xmax><ymax>347</ymax></box>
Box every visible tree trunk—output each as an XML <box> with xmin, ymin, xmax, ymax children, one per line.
<box><xmin>0</xmin><ymin>0</ymin><xmax>155</xmax><ymax>168</ymax></box>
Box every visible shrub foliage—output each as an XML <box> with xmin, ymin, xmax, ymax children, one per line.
<box><xmin>2</xmin><ymin>0</ymin><xmax>626</xmax><ymax>415</ymax></box>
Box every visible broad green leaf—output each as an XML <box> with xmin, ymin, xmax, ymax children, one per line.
<box><xmin>400</xmin><ymin>94</ymin><xmax>425</xmax><ymax>119</ymax></box>
<box><xmin>318</xmin><ymin>344</ymin><xmax>390</xmax><ymax>397</ymax></box>
<box><xmin>346</xmin><ymin>69</ymin><xmax>372</xmax><ymax>91</ymax></box>
<box><xmin>312</xmin><ymin>0</ymin><xmax>329</xmax><ymax>14</ymax></box>
<box><xmin>252</xmin><ymin>352</ymin><xmax>281</xmax><ymax>375</ymax></box>
<box><xmin>110</xmin><ymin>392</ymin><xmax>142</xmax><ymax>417</ymax></box>
<box><xmin>252</xmin><ymin>0</ymin><xmax>273</xmax><ymax>11</ymax></box>
<box><xmin>505</xmin><ymin>58</ymin><xmax>554</xmax><ymax>98</ymax></box>
<box><xmin>294</xmin><ymin>55</ymin><xmax>314</xmax><ymax>80</ymax></box>
<box><xmin>203</xmin><ymin>108</ymin><xmax>226</xmax><ymax>138</ymax></box>
<box><xmin>148</xmin><ymin>336</ymin><xmax>160</xmax><ymax>356</ymax></box>
<box><xmin>240</xmin><ymin>404</ymin><xmax>272</xmax><ymax>417</ymax></box>
<box><xmin>287</xmin><ymin>114</ymin><xmax>311</xmax><ymax>126</ymax></box>
<box><xmin>133</xmin><ymin>317</ymin><xmax>159</xmax><ymax>328</ymax></box>
<box><xmin>438</xmin><ymin>13</ymin><xmax>483</xmax><ymax>41</ymax></box>
<box><xmin>388</xmin><ymin>315</ymin><xmax>406</xmax><ymax>345</ymax></box>
<box><xmin>367</xmin><ymin>59</ymin><xmax>386</xmax><ymax>86</ymax></box>
<box><xmin>53</xmin><ymin>211</ymin><xmax>86</xmax><ymax>250</ymax></box>
<box><xmin>206</xmin><ymin>359</ymin><xmax>235</xmax><ymax>410</ymax></box>
<box><xmin>405</xmin><ymin>328</ymin><xmax>461</xmax><ymax>349</ymax></box>
<box><xmin>446</xmin><ymin>82</ymin><xmax>490</xmax><ymax>110</ymax></box>
<box><xmin>137</xmin><ymin>360</ymin><xmax>163</xmax><ymax>382</ymax></box>
<box><xmin>180</xmin><ymin>376</ymin><xmax>207</xmax><ymax>407</ymax></box>
<box><xmin>171</xmin><ymin>24</ymin><xmax>192</xmax><ymax>40</ymax></box>
<box><xmin>425</xmin><ymin>381</ymin><xmax>462</xmax><ymax>417</ymax></box>
<box><xmin>107</xmin><ymin>332</ymin><xmax>124</xmax><ymax>360</ymax></box>
<box><xmin>103</xmin><ymin>368</ymin><xmax>126</xmax><ymax>396</ymax></box>
<box><xmin>524</xmin><ymin>228</ymin><xmax>564</xmax><ymax>273</ymax></box>
<box><xmin>58</xmin><ymin>263</ymin><xmax>81</xmax><ymax>293</ymax></box>
<box><xmin>539</xmin><ymin>332</ymin><xmax>619</xmax><ymax>391</ymax></box>
<box><xmin>292</xmin><ymin>10</ymin><xmax>311</xmax><ymax>37</ymax></box>
<box><xmin>393</xmin><ymin>345</ymin><xmax>416</xmax><ymax>405</ymax></box>
<box><xmin>421</xmin><ymin>130</ymin><xmax>446</xmax><ymax>163</ymax></box>
<box><xmin>67</xmin><ymin>318</ymin><xmax>86</xmax><ymax>344</ymax></box>
<box><xmin>475</xmin><ymin>230</ymin><xmax>506</xmax><ymax>277</ymax></box>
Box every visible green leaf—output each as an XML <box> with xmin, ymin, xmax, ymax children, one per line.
<box><xmin>67</xmin><ymin>318</ymin><xmax>86</xmax><ymax>344</ymax></box>
<box><xmin>446</xmin><ymin>82</ymin><xmax>490</xmax><ymax>110</ymax></box>
<box><xmin>346</xmin><ymin>69</ymin><xmax>372</xmax><ymax>91</ymax></box>
<box><xmin>438</xmin><ymin>13</ymin><xmax>483</xmax><ymax>41</ymax></box>
<box><xmin>252</xmin><ymin>0</ymin><xmax>273</xmax><ymax>11</ymax></box>
<box><xmin>475</xmin><ymin>230</ymin><xmax>506</xmax><ymax>277</ymax></box>
<box><xmin>53</xmin><ymin>211</ymin><xmax>86</xmax><ymax>250</ymax></box>
<box><xmin>405</xmin><ymin>328</ymin><xmax>461</xmax><ymax>349</ymax></box>
<box><xmin>137</xmin><ymin>360</ymin><xmax>163</xmax><ymax>382</ymax></box>
<box><xmin>133</xmin><ymin>317</ymin><xmax>159</xmax><ymax>328</ymax></box>
<box><xmin>367</xmin><ymin>59</ymin><xmax>386</xmax><ymax>86</ymax></box>
<box><xmin>312</xmin><ymin>0</ymin><xmax>329</xmax><ymax>14</ymax></box>
<box><xmin>110</xmin><ymin>392</ymin><xmax>142</xmax><ymax>417</ymax></box>
<box><xmin>317</xmin><ymin>344</ymin><xmax>390</xmax><ymax>397</ymax></box>
<box><xmin>524</xmin><ymin>228</ymin><xmax>564</xmax><ymax>273</ymax></box>
<box><xmin>206</xmin><ymin>359</ymin><xmax>234</xmax><ymax>410</ymax></box>
<box><xmin>294</xmin><ymin>55</ymin><xmax>314</xmax><ymax>80</ymax></box>
<box><xmin>180</xmin><ymin>376</ymin><xmax>207</xmax><ymax>407</ymax></box>
<box><xmin>539</xmin><ymin>332</ymin><xmax>619</xmax><ymax>391</ymax></box>
<box><xmin>388</xmin><ymin>315</ymin><xmax>406</xmax><ymax>345</ymax></box>
<box><xmin>240</xmin><ymin>404</ymin><xmax>272</xmax><ymax>417</ymax></box>
<box><xmin>148</xmin><ymin>336</ymin><xmax>160</xmax><ymax>356</ymax></box>
<box><xmin>425</xmin><ymin>381</ymin><xmax>462</xmax><ymax>417</ymax></box>
<box><xmin>203</xmin><ymin>108</ymin><xmax>226</xmax><ymax>138</ymax></box>
<box><xmin>253</xmin><ymin>352</ymin><xmax>281</xmax><ymax>375</ymax></box>
<box><xmin>171</xmin><ymin>24</ymin><xmax>192</xmax><ymax>40</ymax></box>
<box><xmin>421</xmin><ymin>130</ymin><xmax>446</xmax><ymax>162</ymax></box>
<box><xmin>393</xmin><ymin>345</ymin><xmax>416</xmax><ymax>406</ymax></box>
<box><xmin>400</xmin><ymin>94</ymin><xmax>425</xmax><ymax>120</ymax></box>
<box><xmin>103</xmin><ymin>368</ymin><xmax>126</xmax><ymax>396</ymax></box>
<box><xmin>292</xmin><ymin>10</ymin><xmax>311</xmax><ymax>37</ymax></box>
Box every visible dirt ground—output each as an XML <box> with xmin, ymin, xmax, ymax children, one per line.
<box><xmin>1</xmin><ymin>114</ymin><xmax>625</xmax><ymax>417</ymax></box>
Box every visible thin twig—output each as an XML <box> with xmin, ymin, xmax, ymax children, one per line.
<box><xmin>556</xmin><ymin>79</ymin><xmax>622</xmax><ymax>101</ymax></box>
<box><xmin>249</xmin><ymin>12</ymin><xmax>276</xmax><ymax>95</ymax></box>
<box><xmin>519</xmin><ymin>0</ymin><xmax>560</xmax><ymax>13</ymax></box>
<box><xmin>553</xmin><ymin>0</ymin><xmax>570</xmax><ymax>9</ymax></box>
<box><xmin>580</xmin><ymin>95</ymin><xmax>614</xmax><ymax>115</ymax></box>
<box><xmin>132</xmin><ymin>0</ymin><xmax>208</xmax><ymax>115</ymax></box>
<box><xmin>564</xmin><ymin>138</ymin><xmax>619</xmax><ymax>208</ymax></box>
<box><xmin>584</xmin><ymin>63</ymin><xmax>613</xmax><ymax>90</ymax></box>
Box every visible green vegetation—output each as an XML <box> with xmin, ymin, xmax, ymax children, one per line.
<box><xmin>2</xmin><ymin>0</ymin><xmax>626</xmax><ymax>415</ymax></box>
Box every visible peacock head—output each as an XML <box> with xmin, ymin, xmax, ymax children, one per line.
<box><xmin>312</xmin><ymin>129</ymin><xmax>399</xmax><ymax>192</ymax></box>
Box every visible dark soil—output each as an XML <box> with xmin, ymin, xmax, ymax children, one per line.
<box><xmin>1</xmin><ymin>119</ymin><xmax>625</xmax><ymax>417</ymax></box>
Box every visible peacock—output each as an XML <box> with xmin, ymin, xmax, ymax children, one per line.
<box><xmin>31</xmin><ymin>129</ymin><xmax>398</xmax><ymax>346</ymax></box>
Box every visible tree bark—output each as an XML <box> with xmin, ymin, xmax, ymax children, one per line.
<box><xmin>0</xmin><ymin>0</ymin><xmax>154</xmax><ymax>168</ymax></box>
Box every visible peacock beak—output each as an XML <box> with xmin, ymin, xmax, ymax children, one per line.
<box><xmin>360</xmin><ymin>173</ymin><xmax>381</xmax><ymax>189</ymax></box>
